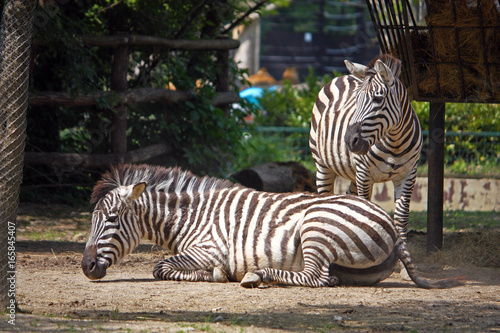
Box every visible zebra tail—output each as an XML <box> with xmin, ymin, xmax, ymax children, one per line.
<box><xmin>395</xmin><ymin>240</ymin><xmax>465</xmax><ymax>289</ymax></box>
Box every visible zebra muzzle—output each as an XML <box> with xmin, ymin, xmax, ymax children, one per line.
<box><xmin>345</xmin><ymin>123</ymin><xmax>370</xmax><ymax>155</ymax></box>
<box><xmin>82</xmin><ymin>244</ymin><xmax>108</xmax><ymax>280</ymax></box>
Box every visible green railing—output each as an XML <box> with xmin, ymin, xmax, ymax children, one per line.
<box><xmin>251</xmin><ymin>127</ymin><xmax>500</xmax><ymax>176</ymax></box>
<box><xmin>421</xmin><ymin>131</ymin><xmax>500</xmax><ymax>164</ymax></box>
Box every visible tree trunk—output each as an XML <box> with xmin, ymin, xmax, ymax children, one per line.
<box><xmin>231</xmin><ymin>162</ymin><xmax>316</xmax><ymax>193</ymax></box>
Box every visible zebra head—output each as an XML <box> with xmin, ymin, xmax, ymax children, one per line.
<box><xmin>82</xmin><ymin>182</ymin><xmax>146</xmax><ymax>280</ymax></box>
<box><xmin>344</xmin><ymin>56</ymin><xmax>402</xmax><ymax>155</ymax></box>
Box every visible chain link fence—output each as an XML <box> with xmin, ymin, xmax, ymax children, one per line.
<box><xmin>0</xmin><ymin>0</ymin><xmax>36</xmax><ymax>311</ymax></box>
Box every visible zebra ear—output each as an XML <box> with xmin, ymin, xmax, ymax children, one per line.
<box><xmin>120</xmin><ymin>182</ymin><xmax>146</xmax><ymax>201</ymax></box>
<box><xmin>129</xmin><ymin>182</ymin><xmax>146</xmax><ymax>200</ymax></box>
<box><xmin>344</xmin><ymin>60</ymin><xmax>367</xmax><ymax>80</ymax></box>
<box><xmin>374</xmin><ymin>60</ymin><xmax>395</xmax><ymax>86</ymax></box>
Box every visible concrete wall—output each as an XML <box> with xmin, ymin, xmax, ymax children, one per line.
<box><xmin>334</xmin><ymin>177</ymin><xmax>500</xmax><ymax>212</ymax></box>
<box><xmin>232</xmin><ymin>18</ymin><xmax>261</xmax><ymax>76</ymax></box>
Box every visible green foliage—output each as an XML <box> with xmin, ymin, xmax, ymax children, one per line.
<box><xmin>234</xmin><ymin>70</ymin><xmax>333</xmax><ymax>172</ymax></box>
<box><xmin>413</xmin><ymin>102</ymin><xmax>500</xmax><ymax>177</ymax></box>
<box><xmin>234</xmin><ymin>131</ymin><xmax>309</xmax><ymax>170</ymax></box>
<box><xmin>409</xmin><ymin>210</ymin><xmax>500</xmax><ymax>231</ymax></box>
<box><xmin>239</xmin><ymin>74</ymin><xmax>499</xmax><ymax>178</ymax></box>
<box><xmin>25</xmin><ymin>0</ymin><xmax>279</xmax><ymax>188</ymax></box>
<box><xmin>253</xmin><ymin>69</ymin><xmax>334</xmax><ymax>127</ymax></box>
<box><xmin>412</xmin><ymin>101</ymin><xmax>500</xmax><ymax>132</ymax></box>
<box><xmin>444</xmin><ymin>103</ymin><xmax>500</xmax><ymax>132</ymax></box>
<box><xmin>18</xmin><ymin>1</ymin><xmax>298</xmax><ymax>204</ymax></box>
<box><xmin>247</xmin><ymin>80</ymin><xmax>499</xmax><ymax>133</ymax></box>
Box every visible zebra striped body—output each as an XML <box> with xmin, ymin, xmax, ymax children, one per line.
<box><xmin>82</xmin><ymin>164</ymin><xmax>461</xmax><ymax>288</ymax></box>
<box><xmin>309</xmin><ymin>55</ymin><xmax>422</xmax><ymax>242</ymax></box>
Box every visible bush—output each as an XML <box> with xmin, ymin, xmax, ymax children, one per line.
<box><xmin>20</xmin><ymin>1</ymin><xmax>270</xmax><ymax>203</ymax></box>
<box><xmin>413</xmin><ymin>102</ymin><xmax>500</xmax><ymax>177</ymax></box>
<box><xmin>234</xmin><ymin>70</ymin><xmax>333</xmax><ymax>172</ymax></box>
<box><xmin>26</xmin><ymin>1</ymin><xmax>259</xmax><ymax>182</ymax></box>
<box><xmin>412</xmin><ymin>101</ymin><xmax>500</xmax><ymax>132</ymax></box>
<box><xmin>241</xmin><ymin>73</ymin><xmax>500</xmax><ymax>178</ymax></box>
<box><xmin>253</xmin><ymin>69</ymin><xmax>334</xmax><ymax>127</ymax></box>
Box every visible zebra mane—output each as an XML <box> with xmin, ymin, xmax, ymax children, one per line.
<box><xmin>91</xmin><ymin>164</ymin><xmax>236</xmax><ymax>204</ymax></box>
<box><xmin>366</xmin><ymin>54</ymin><xmax>402</xmax><ymax>79</ymax></box>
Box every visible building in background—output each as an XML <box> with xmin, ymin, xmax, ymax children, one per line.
<box><xmin>233</xmin><ymin>0</ymin><xmax>380</xmax><ymax>81</ymax></box>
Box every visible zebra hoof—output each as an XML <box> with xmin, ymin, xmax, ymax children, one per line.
<box><xmin>328</xmin><ymin>275</ymin><xmax>340</xmax><ymax>287</ymax></box>
<box><xmin>240</xmin><ymin>272</ymin><xmax>262</xmax><ymax>288</ymax></box>
<box><xmin>213</xmin><ymin>267</ymin><xmax>228</xmax><ymax>283</ymax></box>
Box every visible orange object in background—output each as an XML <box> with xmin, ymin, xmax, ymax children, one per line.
<box><xmin>280</xmin><ymin>67</ymin><xmax>300</xmax><ymax>84</ymax></box>
<box><xmin>247</xmin><ymin>68</ymin><xmax>277</xmax><ymax>86</ymax></box>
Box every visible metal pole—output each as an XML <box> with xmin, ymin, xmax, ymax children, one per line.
<box><xmin>427</xmin><ymin>101</ymin><xmax>445</xmax><ymax>253</ymax></box>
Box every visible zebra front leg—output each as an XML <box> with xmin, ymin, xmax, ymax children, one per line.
<box><xmin>354</xmin><ymin>172</ymin><xmax>373</xmax><ymax>201</ymax></box>
<box><xmin>347</xmin><ymin>181</ymin><xmax>358</xmax><ymax>195</ymax></box>
<box><xmin>315</xmin><ymin>163</ymin><xmax>337</xmax><ymax>194</ymax></box>
<box><xmin>240</xmin><ymin>264</ymin><xmax>338</xmax><ymax>288</ymax></box>
<box><xmin>393</xmin><ymin>176</ymin><xmax>417</xmax><ymax>280</ymax></box>
<box><xmin>153</xmin><ymin>247</ymin><xmax>228</xmax><ymax>283</ymax></box>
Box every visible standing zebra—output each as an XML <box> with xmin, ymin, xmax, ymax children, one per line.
<box><xmin>309</xmin><ymin>55</ymin><xmax>422</xmax><ymax>244</ymax></box>
<box><xmin>82</xmin><ymin>164</ymin><xmax>461</xmax><ymax>288</ymax></box>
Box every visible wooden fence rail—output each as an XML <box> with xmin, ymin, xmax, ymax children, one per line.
<box><xmin>29</xmin><ymin>89</ymin><xmax>240</xmax><ymax>107</ymax></box>
<box><xmin>78</xmin><ymin>34</ymin><xmax>241</xmax><ymax>49</ymax></box>
<box><xmin>24</xmin><ymin>144</ymin><xmax>171</xmax><ymax>169</ymax></box>
<box><xmin>26</xmin><ymin>34</ymin><xmax>240</xmax><ymax>167</ymax></box>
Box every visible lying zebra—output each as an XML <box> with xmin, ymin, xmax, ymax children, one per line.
<box><xmin>82</xmin><ymin>164</ymin><xmax>462</xmax><ymax>289</ymax></box>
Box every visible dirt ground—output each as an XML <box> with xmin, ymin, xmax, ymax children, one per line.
<box><xmin>3</xmin><ymin>204</ymin><xmax>500</xmax><ymax>332</ymax></box>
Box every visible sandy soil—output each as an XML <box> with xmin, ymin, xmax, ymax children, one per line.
<box><xmin>2</xmin><ymin>204</ymin><xmax>500</xmax><ymax>332</ymax></box>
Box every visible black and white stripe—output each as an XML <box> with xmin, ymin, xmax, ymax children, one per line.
<box><xmin>309</xmin><ymin>54</ymin><xmax>422</xmax><ymax>242</ymax></box>
<box><xmin>81</xmin><ymin>164</ymin><xmax>461</xmax><ymax>289</ymax></box>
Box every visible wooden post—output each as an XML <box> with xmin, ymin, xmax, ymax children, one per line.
<box><xmin>427</xmin><ymin>102</ymin><xmax>445</xmax><ymax>253</ymax></box>
<box><xmin>110</xmin><ymin>34</ymin><xmax>129</xmax><ymax>155</ymax></box>
<box><xmin>215</xmin><ymin>38</ymin><xmax>230</xmax><ymax>115</ymax></box>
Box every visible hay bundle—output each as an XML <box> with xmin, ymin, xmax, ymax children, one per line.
<box><xmin>410</xmin><ymin>0</ymin><xmax>500</xmax><ymax>101</ymax></box>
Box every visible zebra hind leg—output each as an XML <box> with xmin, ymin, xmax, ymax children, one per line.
<box><xmin>240</xmin><ymin>265</ymin><xmax>338</xmax><ymax>288</ymax></box>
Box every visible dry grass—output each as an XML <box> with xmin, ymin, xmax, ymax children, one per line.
<box><xmin>408</xmin><ymin>0</ymin><xmax>500</xmax><ymax>101</ymax></box>
<box><xmin>407</xmin><ymin>230</ymin><xmax>500</xmax><ymax>268</ymax></box>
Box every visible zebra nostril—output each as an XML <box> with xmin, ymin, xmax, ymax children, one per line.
<box><xmin>89</xmin><ymin>260</ymin><xmax>96</xmax><ymax>272</ymax></box>
<box><xmin>352</xmin><ymin>137</ymin><xmax>359</xmax><ymax>146</ymax></box>
<box><xmin>82</xmin><ymin>244</ymin><xmax>107</xmax><ymax>279</ymax></box>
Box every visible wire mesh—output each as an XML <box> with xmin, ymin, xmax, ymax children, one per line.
<box><xmin>365</xmin><ymin>0</ymin><xmax>500</xmax><ymax>103</ymax></box>
<box><xmin>0</xmin><ymin>0</ymin><xmax>36</xmax><ymax>312</ymax></box>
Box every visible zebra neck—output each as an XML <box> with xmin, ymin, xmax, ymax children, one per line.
<box><xmin>388</xmin><ymin>86</ymin><xmax>420</xmax><ymax>140</ymax></box>
<box><xmin>134</xmin><ymin>189</ymin><xmax>223</xmax><ymax>253</ymax></box>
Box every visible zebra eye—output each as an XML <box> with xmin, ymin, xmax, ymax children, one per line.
<box><xmin>373</xmin><ymin>94</ymin><xmax>384</xmax><ymax>103</ymax></box>
<box><xmin>107</xmin><ymin>214</ymin><xmax>118</xmax><ymax>223</ymax></box>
